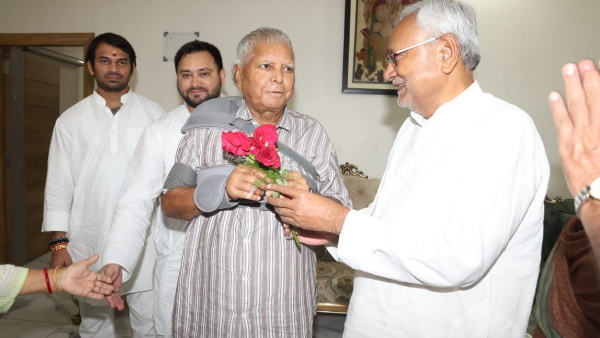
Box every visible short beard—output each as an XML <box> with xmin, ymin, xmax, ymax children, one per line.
<box><xmin>95</xmin><ymin>73</ymin><xmax>128</xmax><ymax>93</ymax></box>
<box><xmin>97</xmin><ymin>81</ymin><xmax>128</xmax><ymax>93</ymax></box>
<box><xmin>181</xmin><ymin>85</ymin><xmax>222</xmax><ymax>109</ymax></box>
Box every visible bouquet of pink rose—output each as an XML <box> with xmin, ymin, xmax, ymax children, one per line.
<box><xmin>221</xmin><ymin>124</ymin><xmax>301</xmax><ymax>249</ymax></box>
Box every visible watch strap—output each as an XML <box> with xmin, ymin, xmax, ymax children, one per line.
<box><xmin>574</xmin><ymin>185</ymin><xmax>591</xmax><ymax>217</ymax></box>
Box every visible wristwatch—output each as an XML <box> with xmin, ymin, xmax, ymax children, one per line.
<box><xmin>574</xmin><ymin>177</ymin><xmax>600</xmax><ymax>216</ymax></box>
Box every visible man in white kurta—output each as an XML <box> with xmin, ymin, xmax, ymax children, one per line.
<box><xmin>267</xmin><ymin>1</ymin><xmax>549</xmax><ymax>337</ymax></box>
<box><xmin>42</xmin><ymin>33</ymin><xmax>164</xmax><ymax>337</ymax></box>
<box><xmin>101</xmin><ymin>41</ymin><xmax>226</xmax><ymax>337</ymax></box>
<box><xmin>337</xmin><ymin>80</ymin><xmax>549</xmax><ymax>337</ymax></box>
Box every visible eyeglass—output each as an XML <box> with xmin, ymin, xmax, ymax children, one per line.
<box><xmin>386</xmin><ymin>36</ymin><xmax>442</xmax><ymax>66</ymax></box>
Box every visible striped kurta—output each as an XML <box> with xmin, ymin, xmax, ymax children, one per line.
<box><xmin>172</xmin><ymin>102</ymin><xmax>351</xmax><ymax>338</ymax></box>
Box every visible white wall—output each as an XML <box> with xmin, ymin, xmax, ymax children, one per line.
<box><xmin>2</xmin><ymin>0</ymin><xmax>599</xmax><ymax>197</ymax></box>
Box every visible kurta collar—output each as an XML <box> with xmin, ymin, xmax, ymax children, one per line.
<box><xmin>410</xmin><ymin>81</ymin><xmax>482</xmax><ymax>127</ymax></box>
<box><xmin>92</xmin><ymin>88</ymin><xmax>132</xmax><ymax>107</ymax></box>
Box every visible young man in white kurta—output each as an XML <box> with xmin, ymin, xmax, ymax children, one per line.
<box><xmin>42</xmin><ymin>90</ymin><xmax>164</xmax><ymax>336</ymax></box>
<box><xmin>42</xmin><ymin>33</ymin><xmax>165</xmax><ymax>337</ymax></box>
<box><xmin>102</xmin><ymin>105</ymin><xmax>189</xmax><ymax>335</ymax></box>
<box><xmin>101</xmin><ymin>41</ymin><xmax>226</xmax><ymax>337</ymax></box>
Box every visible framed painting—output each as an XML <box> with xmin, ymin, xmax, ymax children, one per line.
<box><xmin>342</xmin><ymin>0</ymin><xmax>421</xmax><ymax>94</ymax></box>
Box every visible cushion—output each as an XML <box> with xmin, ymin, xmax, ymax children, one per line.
<box><xmin>316</xmin><ymin>260</ymin><xmax>355</xmax><ymax>313</ymax></box>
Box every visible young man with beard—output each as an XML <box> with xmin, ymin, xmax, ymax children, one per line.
<box><xmin>100</xmin><ymin>40</ymin><xmax>225</xmax><ymax>337</ymax></box>
<box><xmin>42</xmin><ymin>32</ymin><xmax>165</xmax><ymax>337</ymax></box>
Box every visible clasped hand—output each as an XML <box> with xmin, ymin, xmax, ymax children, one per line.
<box><xmin>266</xmin><ymin>182</ymin><xmax>349</xmax><ymax>246</ymax></box>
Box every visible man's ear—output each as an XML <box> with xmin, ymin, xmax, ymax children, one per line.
<box><xmin>86</xmin><ymin>60</ymin><xmax>95</xmax><ymax>76</ymax></box>
<box><xmin>439</xmin><ymin>34</ymin><xmax>460</xmax><ymax>74</ymax></box>
<box><xmin>219</xmin><ymin>68</ymin><xmax>226</xmax><ymax>85</ymax></box>
<box><xmin>233</xmin><ymin>64</ymin><xmax>243</xmax><ymax>89</ymax></box>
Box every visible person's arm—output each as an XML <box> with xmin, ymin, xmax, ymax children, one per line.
<box><xmin>161</xmin><ymin>164</ymin><xmax>269</xmax><ymax>219</ymax></box>
<box><xmin>549</xmin><ymin>59</ymin><xmax>600</xmax><ymax>265</ymax></box>
<box><xmin>160</xmin><ymin>129</ymin><xmax>266</xmax><ymax>220</ymax></box>
<box><xmin>101</xmin><ymin>122</ymin><xmax>164</xmax><ymax>282</ymax></box>
<box><xmin>269</xmin><ymin>187</ymin><xmax>349</xmax><ymax>235</ymax></box>
<box><xmin>274</xmin><ymin>122</ymin><xmax>353</xmax><ymax>246</ymax></box>
<box><xmin>49</xmin><ymin>232</ymin><xmax>72</xmax><ymax>268</ymax></box>
<box><xmin>281</xmin><ymin>170</ymin><xmax>347</xmax><ymax>246</ymax></box>
<box><xmin>272</xmin><ymin>112</ymin><xmax>548</xmax><ymax>288</ymax></box>
<box><xmin>161</xmin><ymin>187</ymin><xmax>201</xmax><ymax>220</ymax></box>
<box><xmin>160</xmin><ymin>130</ymin><xmax>204</xmax><ymax>220</ymax></box>
<box><xmin>19</xmin><ymin>254</ymin><xmax>113</xmax><ymax>298</ymax></box>
<box><xmin>43</xmin><ymin>118</ymin><xmax>74</xmax><ymax>268</ymax></box>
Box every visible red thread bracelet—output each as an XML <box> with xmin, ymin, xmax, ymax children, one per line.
<box><xmin>43</xmin><ymin>267</ymin><xmax>53</xmax><ymax>294</ymax></box>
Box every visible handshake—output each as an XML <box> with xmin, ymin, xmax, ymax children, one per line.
<box><xmin>44</xmin><ymin>254</ymin><xmax>124</xmax><ymax>309</ymax></box>
<box><xmin>61</xmin><ymin>256</ymin><xmax>127</xmax><ymax>310</ymax></box>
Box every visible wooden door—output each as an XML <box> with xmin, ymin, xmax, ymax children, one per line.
<box><xmin>4</xmin><ymin>47</ymin><xmax>82</xmax><ymax>264</ymax></box>
<box><xmin>0</xmin><ymin>33</ymin><xmax>94</xmax><ymax>265</ymax></box>
<box><xmin>24</xmin><ymin>51</ymin><xmax>63</xmax><ymax>261</ymax></box>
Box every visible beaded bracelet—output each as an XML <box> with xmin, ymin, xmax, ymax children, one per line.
<box><xmin>50</xmin><ymin>243</ymin><xmax>68</xmax><ymax>253</ymax></box>
<box><xmin>49</xmin><ymin>237</ymin><xmax>69</xmax><ymax>247</ymax></box>
<box><xmin>43</xmin><ymin>267</ymin><xmax>53</xmax><ymax>294</ymax></box>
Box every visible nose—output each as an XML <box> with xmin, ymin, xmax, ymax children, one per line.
<box><xmin>272</xmin><ymin>69</ymin><xmax>283</xmax><ymax>84</ymax></box>
<box><xmin>383</xmin><ymin>62</ymin><xmax>396</xmax><ymax>82</ymax></box>
<box><xmin>192</xmin><ymin>74</ymin><xmax>203</xmax><ymax>86</ymax></box>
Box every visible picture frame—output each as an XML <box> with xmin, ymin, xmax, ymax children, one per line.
<box><xmin>342</xmin><ymin>0</ymin><xmax>420</xmax><ymax>95</ymax></box>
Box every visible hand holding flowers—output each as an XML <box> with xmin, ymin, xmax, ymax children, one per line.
<box><xmin>221</xmin><ymin>124</ymin><xmax>302</xmax><ymax>248</ymax></box>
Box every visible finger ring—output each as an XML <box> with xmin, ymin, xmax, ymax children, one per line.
<box><xmin>284</xmin><ymin>234</ymin><xmax>293</xmax><ymax>240</ymax></box>
<box><xmin>246</xmin><ymin>186</ymin><xmax>256</xmax><ymax>199</ymax></box>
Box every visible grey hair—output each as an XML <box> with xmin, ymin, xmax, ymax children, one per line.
<box><xmin>399</xmin><ymin>0</ymin><xmax>480</xmax><ymax>70</ymax></box>
<box><xmin>235</xmin><ymin>27</ymin><xmax>294</xmax><ymax>66</ymax></box>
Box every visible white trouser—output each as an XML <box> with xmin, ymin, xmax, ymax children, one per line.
<box><xmin>78</xmin><ymin>300</ymin><xmax>116</xmax><ymax>338</ymax></box>
<box><xmin>153</xmin><ymin>247</ymin><xmax>184</xmax><ymax>336</ymax></box>
<box><xmin>78</xmin><ymin>290</ymin><xmax>156</xmax><ymax>338</ymax></box>
<box><xmin>128</xmin><ymin>290</ymin><xmax>157</xmax><ymax>338</ymax></box>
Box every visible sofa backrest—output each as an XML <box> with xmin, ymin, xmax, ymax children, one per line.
<box><xmin>344</xmin><ymin>174</ymin><xmax>381</xmax><ymax>210</ymax></box>
<box><xmin>339</xmin><ymin>162</ymin><xmax>381</xmax><ymax>210</ymax></box>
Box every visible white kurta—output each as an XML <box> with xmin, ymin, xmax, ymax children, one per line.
<box><xmin>337</xmin><ymin>82</ymin><xmax>549</xmax><ymax>337</ymax></box>
<box><xmin>102</xmin><ymin>104</ymin><xmax>190</xmax><ymax>335</ymax></box>
<box><xmin>42</xmin><ymin>90</ymin><xmax>165</xmax><ymax>297</ymax></box>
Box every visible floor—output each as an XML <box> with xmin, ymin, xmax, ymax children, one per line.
<box><xmin>0</xmin><ymin>253</ymin><xmax>345</xmax><ymax>338</ymax></box>
<box><xmin>1</xmin><ymin>253</ymin><xmax>539</xmax><ymax>338</ymax></box>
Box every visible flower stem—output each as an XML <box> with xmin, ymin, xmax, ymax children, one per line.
<box><xmin>290</xmin><ymin>225</ymin><xmax>301</xmax><ymax>250</ymax></box>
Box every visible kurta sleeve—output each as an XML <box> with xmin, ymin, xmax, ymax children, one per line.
<box><xmin>102</xmin><ymin>123</ymin><xmax>164</xmax><ymax>281</ymax></box>
<box><xmin>337</xmin><ymin>110</ymin><xmax>548</xmax><ymax>288</ymax></box>
<box><xmin>42</xmin><ymin>117</ymin><xmax>74</xmax><ymax>232</ymax></box>
<box><xmin>0</xmin><ymin>265</ymin><xmax>29</xmax><ymax>314</ymax></box>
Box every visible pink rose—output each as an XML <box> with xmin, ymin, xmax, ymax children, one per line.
<box><xmin>253</xmin><ymin>124</ymin><xmax>278</xmax><ymax>148</ymax></box>
<box><xmin>255</xmin><ymin>146</ymin><xmax>281</xmax><ymax>169</ymax></box>
<box><xmin>221</xmin><ymin>131</ymin><xmax>252</xmax><ymax>156</ymax></box>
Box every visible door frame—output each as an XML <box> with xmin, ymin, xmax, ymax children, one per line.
<box><xmin>0</xmin><ymin>33</ymin><xmax>95</xmax><ymax>264</ymax></box>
